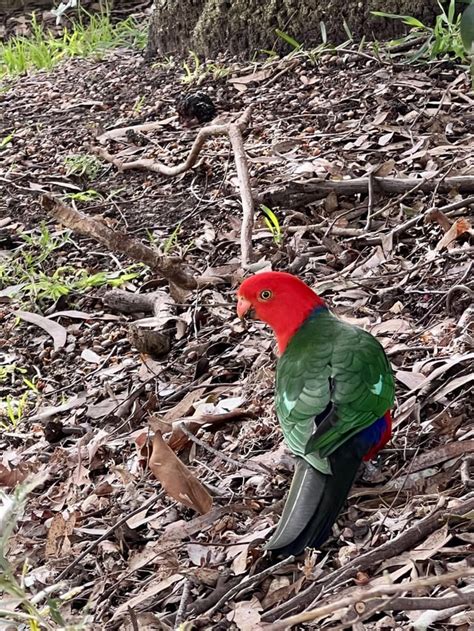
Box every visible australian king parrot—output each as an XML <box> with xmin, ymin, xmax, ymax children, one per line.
<box><xmin>237</xmin><ymin>271</ymin><xmax>395</xmax><ymax>557</ymax></box>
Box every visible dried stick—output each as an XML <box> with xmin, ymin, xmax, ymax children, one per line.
<box><xmin>41</xmin><ymin>194</ymin><xmax>197</xmax><ymax>290</ymax></box>
<box><xmin>364</xmin><ymin>170</ymin><xmax>375</xmax><ymax>231</ymax></box>
<box><xmin>176</xmin><ymin>421</ymin><xmax>270</xmax><ymax>474</ymax></box>
<box><xmin>92</xmin><ymin>106</ymin><xmax>255</xmax><ymax>266</ymax></box>
<box><xmin>93</xmin><ymin>106</ymin><xmax>252</xmax><ymax>176</ymax></box>
<box><xmin>174</xmin><ymin>578</ymin><xmax>192</xmax><ymax>629</ymax></box>
<box><xmin>267</xmin><ymin>568</ymin><xmax>474</xmax><ymax>630</ymax></box>
<box><xmin>228</xmin><ymin>121</ymin><xmax>255</xmax><ymax>266</ymax></box>
<box><xmin>259</xmin><ymin>175</ymin><xmax>474</xmax><ymax>207</ymax></box>
<box><xmin>198</xmin><ymin>555</ymin><xmax>295</xmax><ymax>620</ymax></box>
<box><xmin>262</xmin><ymin>495</ymin><xmax>474</xmax><ymax>622</ymax></box>
<box><xmin>55</xmin><ymin>493</ymin><xmax>162</xmax><ymax>581</ymax></box>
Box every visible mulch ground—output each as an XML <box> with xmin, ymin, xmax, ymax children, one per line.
<box><xmin>1</xmin><ymin>34</ymin><xmax>473</xmax><ymax>631</ymax></box>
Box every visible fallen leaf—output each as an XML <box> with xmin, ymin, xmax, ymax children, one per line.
<box><xmin>149</xmin><ymin>432</ymin><xmax>212</xmax><ymax>514</ymax></box>
<box><xmin>186</xmin><ymin>543</ymin><xmax>210</xmax><ymax>565</ymax></box>
<box><xmin>372</xmin><ymin>318</ymin><xmax>413</xmax><ymax>335</ymax></box>
<box><xmin>45</xmin><ymin>511</ymin><xmax>76</xmax><ymax>558</ymax></box>
<box><xmin>425</xmin><ymin>208</ymin><xmax>452</xmax><ymax>231</ymax></box>
<box><xmin>396</xmin><ymin>370</ymin><xmax>426</xmax><ymax>390</ymax></box>
<box><xmin>81</xmin><ymin>348</ymin><xmax>102</xmax><ymax>364</ymax></box>
<box><xmin>112</xmin><ymin>574</ymin><xmax>182</xmax><ymax>619</ymax></box>
<box><xmin>162</xmin><ymin>385</ymin><xmax>209</xmax><ymax>423</ymax></box>
<box><xmin>0</xmin><ymin>462</ymin><xmax>35</xmax><ymax>488</ymax></box>
<box><xmin>29</xmin><ymin>393</ymin><xmax>87</xmax><ymax>421</ymax></box>
<box><xmin>374</xmin><ymin>159</ymin><xmax>395</xmax><ymax>177</ymax></box>
<box><xmin>227</xmin><ymin>596</ymin><xmax>262</xmax><ymax>630</ymax></box>
<box><xmin>435</xmin><ymin>217</ymin><xmax>472</xmax><ymax>251</ymax></box>
<box><xmin>15</xmin><ymin>310</ymin><xmax>67</xmax><ymax>350</ymax></box>
<box><xmin>161</xmin><ymin>503</ymin><xmax>250</xmax><ymax>541</ymax></box>
<box><xmin>433</xmin><ymin>372</ymin><xmax>474</xmax><ymax>402</ymax></box>
<box><xmin>227</xmin><ymin>526</ymin><xmax>274</xmax><ymax>574</ymax></box>
<box><xmin>228</xmin><ymin>68</ymin><xmax>273</xmax><ymax>87</ymax></box>
<box><xmin>168</xmin><ymin>407</ymin><xmax>249</xmax><ymax>452</ymax></box>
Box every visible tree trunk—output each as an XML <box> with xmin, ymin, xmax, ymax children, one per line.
<box><xmin>146</xmin><ymin>0</ymin><xmax>441</xmax><ymax>60</ymax></box>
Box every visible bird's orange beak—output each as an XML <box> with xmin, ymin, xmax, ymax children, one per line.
<box><xmin>237</xmin><ymin>295</ymin><xmax>253</xmax><ymax>319</ymax></box>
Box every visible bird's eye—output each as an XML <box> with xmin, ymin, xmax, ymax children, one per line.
<box><xmin>259</xmin><ymin>289</ymin><xmax>272</xmax><ymax>301</ymax></box>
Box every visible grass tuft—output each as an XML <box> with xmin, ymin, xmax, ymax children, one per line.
<box><xmin>0</xmin><ymin>9</ymin><xmax>147</xmax><ymax>78</ymax></box>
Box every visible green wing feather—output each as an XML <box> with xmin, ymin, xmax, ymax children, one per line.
<box><xmin>275</xmin><ymin>309</ymin><xmax>395</xmax><ymax>474</ymax></box>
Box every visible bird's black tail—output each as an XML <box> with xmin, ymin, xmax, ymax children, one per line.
<box><xmin>266</xmin><ymin>435</ymin><xmax>367</xmax><ymax>557</ymax></box>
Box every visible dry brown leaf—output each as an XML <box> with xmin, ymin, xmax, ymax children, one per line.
<box><xmin>374</xmin><ymin>159</ymin><xmax>395</xmax><ymax>177</ymax></box>
<box><xmin>227</xmin><ymin>596</ymin><xmax>263</xmax><ymax>630</ymax></box>
<box><xmin>112</xmin><ymin>574</ymin><xmax>182</xmax><ymax>619</ymax></box>
<box><xmin>149</xmin><ymin>431</ymin><xmax>212</xmax><ymax>514</ymax></box>
<box><xmin>371</xmin><ymin>318</ymin><xmax>413</xmax><ymax>335</ymax></box>
<box><xmin>228</xmin><ymin>68</ymin><xmax>273</xmax><ymax>88</ymax></box>
<box><xmin>162</xmin><ymin>386</ymin><xmax>209</xmax><ymax>423</ymax></box>
<box><xmin>262</xmin><ymin>576</ymin><xmax>305</xmax><ymax>609</ymax></box>
<box><xmin>0</xmin><ymin>462</ymin><xmax>34</xmax><ymax>488</ymax></box>
<box><xmin>395</xmin><ymin>370</ymin><xmax>426</xmax><ymax>390</ymax></box>
<box><xmin>425</xmin><ymin>207</ymin><xmax>452</xmax><ymax>231</ymax></box>
<box><xmin>376</xmin><ymin>525</ymin><xmax>451</xmax><ymax>578</ymax></box>
<box><xmin>168</xmin><ymin>407</ymin><xmax>248</xmax><ymax>452</ymax></box>
<box><xmin>45</xmin><ymin>511</ymin><xmax>76</xmax><ymax>558</ymax></box>
<box><xmin>161</xmin><ymin>503</ymin><xmax>250</xmax><ymax>541</ymax></box>
<box><xmin>435</xmin><ymin>217</ymin><xmax>472</xmax><ymax>251</ymax></box>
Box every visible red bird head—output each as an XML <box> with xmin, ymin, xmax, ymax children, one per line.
<box><xmin>237</xmin><ymin>271</ymin><xmax>325</xmax><ymax>353</ymax></box>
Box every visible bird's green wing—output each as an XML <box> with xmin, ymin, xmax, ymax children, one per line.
<box><xmin>275</xmin><ymin>309</ymin><xmax>395</xmax><ymax>473</ymax></box>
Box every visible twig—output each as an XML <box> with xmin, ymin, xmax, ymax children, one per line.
<box><xmin>174</xmin><ymin>578</ymin><xmax>192</xmax><ymax>629</ymax></box>
<box><xmin>267</xmin><ymin>568</ymin><xmax>474</xmax><ymax>630</ymax></box>
<box><xmin>199</xmin><ymin>555</ymin><xmax>295</xmax><ymax>620</ymax></box>
<box><xmin>228</xmin><ymin>121</ymin><xmax>255</xmax><ymax>266</ymax></box>
<box><xmin>364</xmin><ymin>170</ymin><xmax>375</xmax><ymax>231</ymax></box>
<box><xmin>461</xmin><ymin>455</ymin><xmax>474</xmax><ymax>489</ymax></box>
<box><xmin>92</xmin><ymin>107</ymin><xmax>252</xmax><ymax>176</ymax></box>
<box><xmin>127</xmin><ymin>606</ymin><xmax>139</xmax><ymax>631</ymax></box>
<box><xmin>55</xmin><ymin>493</ymin><xmax>163</xmax><ymax>581</ymax></box>
<box><xmin>176</xmin><ymin>421</ymin><xmax>271</xmax><ymax>475</ymax></box>
<box><xmin>264</xmin><ymin>59</ymin><xmax>300</xmax><ymax>87</ymax></box>
<box><xmin>262</xmin><ymin>495</ymin><xmax>474</xmax><ymax>622</ymax></box>
<box><xmin>189</xmin><ymin>573</ymin><xmax>241</xmax><ymax>616</ymax></box>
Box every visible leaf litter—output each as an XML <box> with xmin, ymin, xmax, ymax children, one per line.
<box><xmin>0</xmin><ymin>16</ymin><xmax>473</xmax><ymax>630</ymax></box>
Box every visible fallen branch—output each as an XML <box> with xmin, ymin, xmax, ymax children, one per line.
<box><xmin>259</xmin><ymin>175</ymin><xmax>474</xmax><ymax>208</ymax></box>
<box><xmin>262</xmin><ymin>495</ymin><xmax>474</xmax><ymax>622</ymax></box>
<box><xmin>286</xmin><ymin>194</ymin><xmax>474</xmax><ymax>243</ymax></box>
<box><xmin>92</xmin><ymin>106</ymin><xmax>255</xmax><ymax>266</ymax></box>
<box><xmin>267</xmin><ymin>568</ymin><xmax>474</xmax><ymax>630</ymax></box>
<box><xmin>41</xmin><ymin>194</ymin><xmax>197</xmax><ymax>289</ymax></box>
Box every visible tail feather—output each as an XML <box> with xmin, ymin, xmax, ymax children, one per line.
<box><xmin>265</xmin><ymin>458</ymin><xmax>325</xmax><ymax>550</ymax></box>
<box><xmin>267</xmin><ymin>433</ymin><xmax>369</xmax><ymax>557</ymax></box>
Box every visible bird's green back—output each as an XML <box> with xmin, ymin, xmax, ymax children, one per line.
<box><xmin>275</xmin><ymin>309</ymin><xmax>395</xmax><ymax>474</ymax></box>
